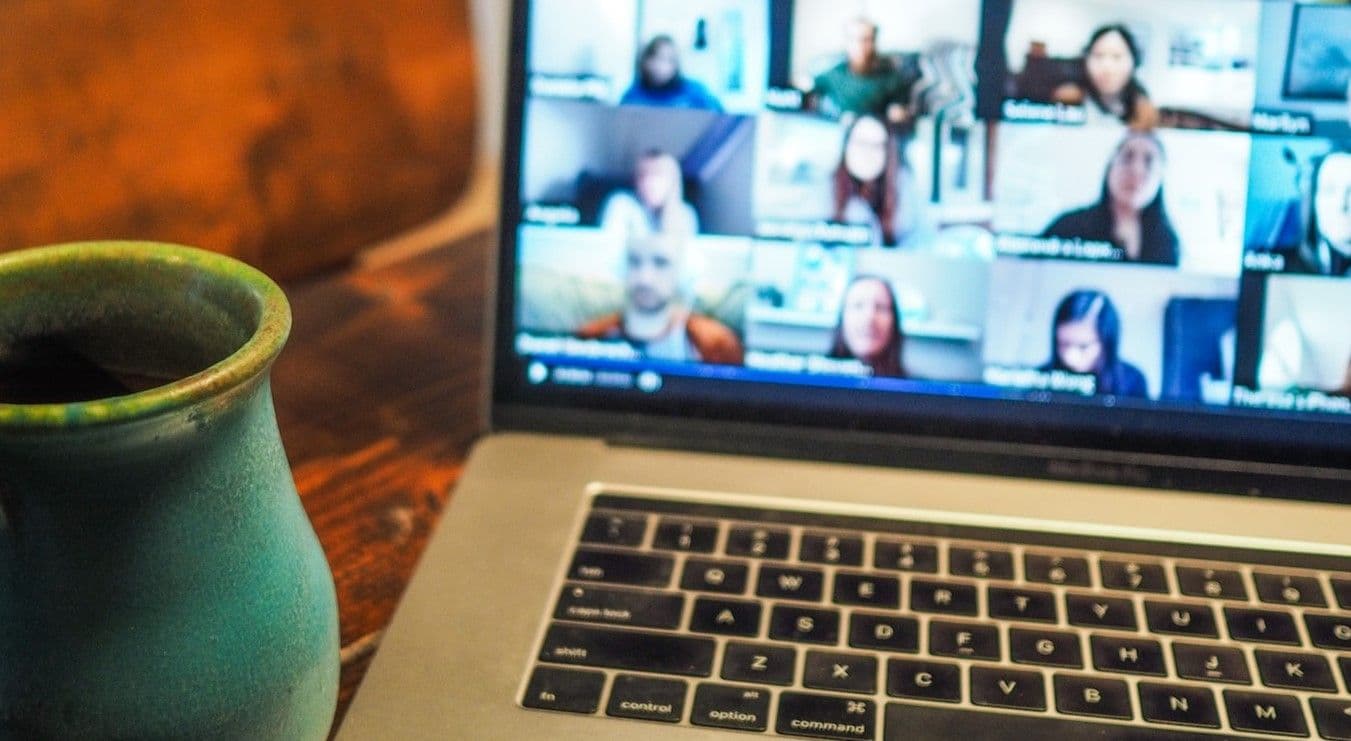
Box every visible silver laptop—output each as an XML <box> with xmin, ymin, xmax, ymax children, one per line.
<box><xmin>339</xmin><ymin>0</ymin><xmax>1351</xmax><ymax>738</ymax></box>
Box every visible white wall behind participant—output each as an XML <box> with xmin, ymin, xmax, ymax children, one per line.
<box><xmin>994</xmin><ymin>124</ymin><xmax>1250</xmax><ymax>277</ymax></box>
<box><xmin>640</xmin><ymin>0</ymin><xmax>769</xmax><ymax>113</ymax></box>
<box><xmin>528</xmin><ymin>0</ymin><xmax>639</xmax><ymax>102</ymax></box>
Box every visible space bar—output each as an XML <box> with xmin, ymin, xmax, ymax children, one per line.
<box><xmin>886</xmin><ymin>703</ymin><xmax>1225</xmax><ymax>740</ymax></box>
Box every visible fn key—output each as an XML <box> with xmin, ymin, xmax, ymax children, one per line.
<box><xmin>523</xmin><ymin>666</ymin><xmax>605</xmax><ymax>714</ymax></box>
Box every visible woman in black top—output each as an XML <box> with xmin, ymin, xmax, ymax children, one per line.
<box><xmin>1042</xmin><ymin>130</ymin><xmax>1180</xmax><ymax>266</ymax></box>
<box><xmin>1041</xmin><ymin>290</ymin><xmax>1149</xmax><ymax>398</ymax></box>
<box><xmin>1052</xmin><ymin>24</ymin><xmax>1159</xmax><ymax>130</ymax></box>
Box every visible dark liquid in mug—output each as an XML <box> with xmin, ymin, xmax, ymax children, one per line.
<box><xmin>0</xmin><ymin>335</ymin><xmax>178</xmax><ymax>404</ymax></box>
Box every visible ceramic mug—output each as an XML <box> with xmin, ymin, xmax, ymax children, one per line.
<box><xmin>0</xmin><ymin>242</ymin><xmax>339</xmax><ymax>739</ymax></box>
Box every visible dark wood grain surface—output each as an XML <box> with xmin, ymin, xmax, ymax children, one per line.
<box><xmin>272</xmin><ymin>230</ymin><xmax>490</xmax><ymax>731</ymax></box>
<box><xmin>0</xmin><ymin>0</ymin><xmax>478</xmax><ymax>280</ymax></box>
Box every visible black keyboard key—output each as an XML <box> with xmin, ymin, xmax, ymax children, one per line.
<box><xmin>833</xmin><ymin>572</ymin><xmax>900</xmax><ymax>609</ymax></box>
<box><xmin>1100</xmin><ymin>559</ymin><xmax>1169</xmax><ymax>593</ymax></box>
<box><xmin>805</xmin><ymin>650</ymin><xmax>879</xmax><ymax>695</ymax></box>
<box><xmin>950</xmin><ymin>546</ymin><xmax>1014</xmax><ymax>580</ymax></box>
<box><xmin>1341</xmin><ymin>657</ymin><xmax>1351</xmax><ymax>689</ymax></box>
<box><xmin>539</xmin><ymin>624</ymin><xmax>714</xmax><ymax>677</ymax></box>
<box><xmin>849</xmin><ymin>613</ymin><xmax>919</xmax><ymax>654</ymax></box>
<box><xmin>1024</xmin><ymin>553</ymin><xmax>1091</xmax><ymax>587</ymax></box>
<box><xmin>988</xmin><ymin>587</ymin><xmax>1058</xmax><ymax>623</ymax></box>
<box><xmin>777</xmin><ymin>692</ymin><xmax>875</xmax><ymax>740</ymax></box>
<box><xmin>884</xmin><ymin>702</ymin><xmax>1242</xmax><ymax>740</ymax></box>
<box><xmin>569</xmin><ymin>548</ymin><xmax>673</xmax><ymax>588</ymax></box>
<box><xmin>1334</xmin><ymin>577</ymin><xmax>1351</xmax><ymax>609</ymax></box>
<box><xmin>1144</xmin><ymin>600</ymin><xmax>1219</xmax><ymax>638</ymax></box>
<box><xmin>522</xmin><ymin>666</ymin><xmax>606</xmax><ymax>714</ymax></box>
<box><xmin>725</xmin><ymin>526</ymin><xmax>791</xmax><ymax>560</ymax></box>
<box><xmin>930</xmin><ymin>621</ymin><xmax>1001</xmax><ymax>661</ymax></box>
<box><xmin>1311</xmin><ymin>698</ymin><xmax>1351</xmax><ymax>741</ymax></box>
<box><xmin>690</xmin><ymin>597</ymin><xmax>761</xmax><ymax>637</ymax></box>
<box><xmin>1065</xmin><ymin>594</ymin><xmax>1137</xmax><ymax>631</ymax></box>
<box><xmin>874</xmin><ymin>539</ymin><xmax>938</xmax><ymax>573</ymax></box>
<box><xmin>1223</xmin><ymin>690</ymin><xmax>1308</xmax><ymax>737</ymax></box>
<box><xmin>1172</xmin><ymin>643</ymin><xmax>1251</xmax><ymax>685</ymax></box>
<box><xmin>1255</xmin><ymin>649</ymin><xmax>1338</xmax><ymax>693</ymax></box>
<box><xmin>1254</xmin><ymin>571</ymin><xmax>1327</xmax><ymax>608</ymax></box>
<box><xmin>1176</xmin><ymin>566</ymin><xmax>1247</xmax><ymax>601</ymax></box>
<box><xmin>605</xmin><ymin>674</ymin><xmax>686</xmax><ymax>723</ymax></box>
<box><xmin>971</xmin><ymin>667</ymin><xmax>1046</xmax><ymax>712</ymax></box>
<box><xmin>680</xmin><ymin>559</ymin><xmax>749</xmax><ymax>595</ymax></box>
<box><xmin>1009</xmin><ymin>628</ymin><xmax>1083</xmax><ymax>668</ymax></box>
<box><xmin>1139</xmin><ymin>682</ymin><xmax>1220</xmax><ymax>729</ymax></box>
<box><xmin>1225</xmin><ymin>607</ymin><xmax>1302</xmax><ymax>645</ymax></box>
<box><xmin>691</xmin><ymin>683</ymin><xmax>771</xmax><ymax>733</ymax></box>
<box><xmin>800</xmin><ymin>532</ymin><xmax>864</xmax><ymax>567</ymax></box>
<box><xmin>554</xmin><ymin>584</ymin><xmax>684</xmax><ymax>629</ymax></box>
<box><xmin>581</xmin><ymin>512</ymin><xmax>646</xmax><ymax>547</ymax></box>
<box><xmin>757</xmin><ymin>566</ymin><xmax>825</xmax><ymax>602</ymax></box>
<box><xmin>770</xmin><ymin>605</ymin><xmax>841</xmax><ymax>645</ymax></box>
<box><xmin>1053</xmin><ymin>674</ymin><xmax>1133</xmax><ymax>720</ymax></box>
<box><xmin>910</xmin><ymin>579</ymin><xmax>978</xmax><ymax>616</ymax></box>
<box><xmin>722</xmin><ymin>642</ymin><xmax>796</xmax><ymax>686</ymax></box>
<box><xmin>886</xmin><ymin>659</ymin><xmax>962</xmax><ymax>703</ymax></box>
<box><xmin>653</xmin><ymin>519</ymin><xmax>718</xmax><ymax>553</ymax></box>
<box><xmin>1306</xmin><ymin>614</ymin><xmax>1351</xmax><ymax>651</ymax></box>
<box><xmin>1090</xmin><ymin>635</ymin><xmax>1166</xmax><ymax>676</ymax></box>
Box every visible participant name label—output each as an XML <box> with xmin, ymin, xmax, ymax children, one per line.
<box><xmin>1002</xmin><ymin>99</ymin><xmax>1088</xmax><ymax>125</ymax></box>
<box><xmin>517</xmin><ymin>334</ymin><xmax>641</xmax><ymax>361</ymax></box>
<box><xmin>529</xmin><ymin>74</ymin><xmax>612</xmax><ymax>101</ymax></box>
<box><xmin>985</xmin><ymin>366</ymin><xmax>1096</xmax><ymax>396</ymax></box>
<box><xmin>997</xmin><ymin>235</ymin><xmax>1124</xmax><ymax>261</ymax></box>
<box><xmin>747</xmin><ymin>351</ymin><xmax>872</xmax><ymax>378</ymax></box>
<box><xmin>1250</xmin><ymin>110</ymin><xmax>1315</xmax><ymax>136</ymax></box>
<box><xmin>1232</xmin><ymin>387</ymin><xmax>1351</xmax><ymax>415</ymax></box>
<box><xmin>758</xmin><ymin>221</ymin><xmax>872</xmax><ymax>246</ymax></box>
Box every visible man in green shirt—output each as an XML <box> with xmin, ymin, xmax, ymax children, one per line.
<box><xmin>810</xmin><ymin>17</ymin><xmax>915</xmax><ymax>124</ymax></box>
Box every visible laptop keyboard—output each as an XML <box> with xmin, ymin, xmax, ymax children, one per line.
<box><xmin>521</xmin><ymin>494</ymin><xmax>1351</xmax><ymax>739</ymax></box>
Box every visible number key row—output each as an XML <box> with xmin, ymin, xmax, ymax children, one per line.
<box><xmin>581</xmin><ymin>512</ymin><xmax>1351</xmax><ymax>608</ymax></box>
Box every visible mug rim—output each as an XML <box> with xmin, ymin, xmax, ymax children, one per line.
<box><xmin>0</xmin><ymin>242</ymin><xmax>291</xmax><ymax>430</ymax></box>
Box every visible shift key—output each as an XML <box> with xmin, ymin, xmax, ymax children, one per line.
<box><xmin>569</xmin><ymin>548</ymin><xmax>674</xmax><ymax>587</ymax></box>
<box><xmin>539</xmin><ymin>623</ymin><xmax>715</xmax><ymax>677</ymax></box>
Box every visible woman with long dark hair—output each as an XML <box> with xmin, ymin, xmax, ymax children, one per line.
<box><xmin>1040</xmin><ymin>290</ymin><xmax>1148</xmax><ymax>397</ymax></box>
<box><xmin>832</xmin><ymin>115</ymin><xmax>904</xmax><ymax>246</ymax></box>
<box><xmin>1054</xmin><ymin>24</ymin><xmax>1158</xmax><ymax>129</ymax></box>
<box><xmin>1042</xmin><ymin>131</ymin><xmax>1180</xmax><ymax>265</ymax></box>
<box><xmin>620</xmin><ymin>35</ymin><xmax>723</xmax><ymax>112</ymax></box>
<box><xmin>829</xmin><ymin>275</ymin><xmax>906</xmax><ymax>378</ymax></box>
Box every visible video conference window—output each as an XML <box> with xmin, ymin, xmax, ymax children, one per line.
<box><xmin>983</xmin><ymin>261</ymin><xmax>1239</xmax><ymax>402</ymax></box>
<box><xmin>1241</xmin><ymin>274</ymin><xmax>1351</xmax><ymax>415</ymax></box>
<box><xmin>984</xmin><ymin>0</ymin><xmax>1261</xmax><ymax>131</ymax></box>
<box><xmin>993</xmin><ymin>124</ymin><xmax>1249</xmax><ymax>275</ymax></box>
<box><xmin>744</xmin><ymin>242</ymin><xmax>991</xmax><ymax>382</ymax></box>
<box><xmin>771</xmin><ymin>0</ymin><xmax>983</xmax><ymax>126</ymax></box>
<box><xmin>1244</xmin><ymin>137</ymin><xmax>1351</xmax><ymax>277</ymax></box>
<box><xmin>1251</xmin><ymin>2</ymin><xmax>1351</xmax><ymax>138</ymax></box>
<box><xmin>527</xmin><ymin>0</ymin><xmax>768</xmax><ymax>113</ymax></box>
<box><xmin>521</xmin><ymin>99</ymin><xmax>757</xmax><ymax>238</ymax></box>
<box><xmin>515</xmin><ymin>225</ymin><xmax>753</xmax><ymax>367</ymax></box>
<box><xmin>753</xmin><ymin>111</ymin><xmax>993</xmax><ymax>249</ymax></box>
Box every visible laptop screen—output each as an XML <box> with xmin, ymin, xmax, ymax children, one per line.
<box><xmin>495</xmin><ymin>0</ymin><xmax>1351</xmax><ymax>465</ymax></box>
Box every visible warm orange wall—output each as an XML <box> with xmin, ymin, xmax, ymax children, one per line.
<box><xmin>0</xmin><ymin>1</ymin><xmax>477</xmax><ymax>280</ymax></box>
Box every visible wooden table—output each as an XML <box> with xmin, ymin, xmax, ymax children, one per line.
<box><xmin>272</xmin><ymin>229</ymin><xmax>490</xmax><ymax>732</ymax></box>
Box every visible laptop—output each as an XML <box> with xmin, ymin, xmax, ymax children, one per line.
<box><xmin>339</xmin><ymin>0</ymin><xmax>1351</xmax><ymax>738</ymax></box>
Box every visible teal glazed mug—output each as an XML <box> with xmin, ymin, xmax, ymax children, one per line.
<box><xmin>0</xmin><ymin>243</ymin><xmax>339</xmax><ymax>739</ymax></box>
